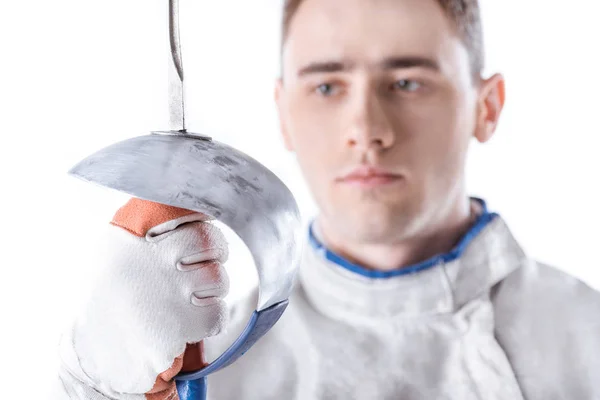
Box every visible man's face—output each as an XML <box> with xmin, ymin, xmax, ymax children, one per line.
<box><xmin>276</xmin><ymin>0</ymin><xmax>500</xmax><ymax>244</ymax></box>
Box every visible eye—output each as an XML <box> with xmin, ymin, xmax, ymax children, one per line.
<box><xmin>315</xmin><ymin>83</ymin><xmax>336</xmax><ymax>96</ymax></box>
<box><xmin>391</xmin><ymin>79</ymin><xmax>422</xmax><ymax>92</ymax></box>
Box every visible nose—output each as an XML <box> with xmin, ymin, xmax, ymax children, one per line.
<box><xmin>346</xmin><ymin>89</ymin><xmax>395</xmax><ymax>151</ymax></box>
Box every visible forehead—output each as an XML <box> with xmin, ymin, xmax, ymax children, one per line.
<box><xmin>283</xmin><ymin>0</ymin><xmax>467</xmax><ymax>76</ymax></box>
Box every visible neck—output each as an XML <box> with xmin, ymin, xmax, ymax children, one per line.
<box><xmin>316</xmin><ymin>196</ymin><xmax>476</xmax><ymax>272</ymax></box>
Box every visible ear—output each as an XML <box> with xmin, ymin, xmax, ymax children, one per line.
<box><xmin>275</xmin><ymin>79</ymin><xmax>295</xmax><ymax>152</ymax></box>
<box><xmin>474</xmin><ymin>73</ymin><xmax>506</xmax><ymax>143</ymax></box>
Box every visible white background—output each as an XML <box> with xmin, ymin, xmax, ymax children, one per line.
<box><xmin>1</xmin><ymin>0</ymin><xmax>599</xmax><ymax>398</ymax></box>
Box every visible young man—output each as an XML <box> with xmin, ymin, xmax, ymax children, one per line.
<box><xmin>54</xmin><ymin>0</ymin><xmax>600</xmax><ymax>399</ymax></box>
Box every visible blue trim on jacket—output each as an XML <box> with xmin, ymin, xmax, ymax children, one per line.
<box><xmin>308</xmin><ymin>198</ymin><xmax>498</xmax><ymax>279</ymax></box>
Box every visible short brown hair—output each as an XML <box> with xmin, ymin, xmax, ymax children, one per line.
<box><xmin>281</xmin><ymin>0</ymin><xmax>485</xmax><ymax>76</ymax></box>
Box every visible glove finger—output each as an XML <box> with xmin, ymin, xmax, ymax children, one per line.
<box><xmin>153</xmin><ymin>221</ymin><xmax>230</xmax><ymax>267</ymax></box>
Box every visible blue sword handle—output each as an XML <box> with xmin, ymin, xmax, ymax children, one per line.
<box><xmin>176</xmin><ymin>376</ymin><xmax>207</xmax><ymax>400</ymax></box>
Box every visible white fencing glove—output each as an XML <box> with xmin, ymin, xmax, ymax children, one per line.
<box><xmin>53</xmin><ymin>198</ymin><xmax>230</xmax><ymax>400</ymax></box>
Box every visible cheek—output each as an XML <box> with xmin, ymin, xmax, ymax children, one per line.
<box><xmin>284</xmin><ymin>99</ymin><xmax>339</xmax><ymax>185</ymax></box>
<box><xmin>398</xmin><ymin>91</ymin><xmax>476</xmax><ymax>175</ymax></box>
<box><xmin>286</xmin><ymin>95</ymin><xmax>343</xmax><ymax>155</ymax></box>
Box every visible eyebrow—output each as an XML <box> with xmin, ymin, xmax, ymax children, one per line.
<box><xmin>381</xmin><ymin>56</ymin><xmax>440</xmax><ymax>72</ymax></box>
<box><xmin>297</xmin><ymin>61</ymin><xmax>354</xmax><ymax>77</ymax></box>
<box><xmin>296</xmin><ymin>56</ymin><xmax>440</xmax><ymax>77</ymax></box>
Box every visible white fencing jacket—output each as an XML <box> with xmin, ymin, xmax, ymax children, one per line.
<box><xmin>204</xmin><ymin>200</ymin><xmax>600</xmax><ymax>399</ymax></box>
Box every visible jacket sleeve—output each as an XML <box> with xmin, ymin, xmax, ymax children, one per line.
<box><xmin>52</xmin><ymin>366</ymin><xmax>112</xmax><ymax>400</ymax></box>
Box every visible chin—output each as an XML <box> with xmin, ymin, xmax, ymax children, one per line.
<box><xmin>334</xmin><ymin>203</ymin><xmax>422</xmax><ymax>244</ymax></box>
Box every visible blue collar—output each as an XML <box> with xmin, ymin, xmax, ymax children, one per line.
<box><xmin>308</xmin><ymin>198</ymin><xmax>498</xmax><ymax>279</ymax></box>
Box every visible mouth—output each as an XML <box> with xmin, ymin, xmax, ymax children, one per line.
<box><xmin>337</xmin><ymin>166</ymin><xmax>405</xmax><ymax>188</ymax></box>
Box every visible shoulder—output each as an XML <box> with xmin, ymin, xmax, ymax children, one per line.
<box><xmin>491</xmin><ymin>259</ymin><xmax>600</xmax><ymax>398</ymax></box>
<box><xmin>492</xmin><ymin>259</ymin><xmax>600</xmax><ymax>322</ymax></box>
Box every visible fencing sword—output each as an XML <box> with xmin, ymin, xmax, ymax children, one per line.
<box><xmin>68</xmin><ymin>1</ymin><xmax>302</xmax><ymax>398</ymax></box>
